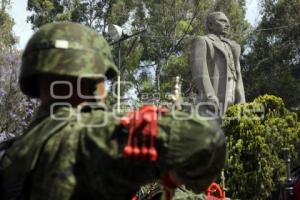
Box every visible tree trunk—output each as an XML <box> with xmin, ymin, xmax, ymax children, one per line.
<box><xmin>155</xmin><ymin>58</ymin><xmax>160</xmax><ymax>92</ymax></box>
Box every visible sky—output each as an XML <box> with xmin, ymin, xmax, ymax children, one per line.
<box><xmin>8</xmin><ymin>0</ymin><xmax>261</xmax><ymax>50</ymax></box>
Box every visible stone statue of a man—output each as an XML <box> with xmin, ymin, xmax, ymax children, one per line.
<box><xmin>190</xmin><ymin>12</ymin><xmax>245</xmax><ymax>116</ymax></box>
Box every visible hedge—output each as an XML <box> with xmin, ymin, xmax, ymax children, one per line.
<box><xmin>223</xmin><ymin>95</ymin><xmax>300</xmax><ymax>199</ymax></box>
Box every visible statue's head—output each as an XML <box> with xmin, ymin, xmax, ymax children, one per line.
<box><xmin>205</xmin><ymin>12</ymin><xmax>230</xmax><ymax>36</ymax></box>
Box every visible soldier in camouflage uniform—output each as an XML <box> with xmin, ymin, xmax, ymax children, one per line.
<box><xmin>0</xmin><ymin>22</ymin><xmax>226</xmax><ymax>200</ymax></box>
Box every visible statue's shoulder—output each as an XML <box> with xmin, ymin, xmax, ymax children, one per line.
<box><xmin>225</xmin><ymin>38</ymin><xmax>240</xmax><ymax>48</ymax></box>
<box><xmin>232</xmin><ymin>40</ymin><xmax>240</xmax><ymax>47</ymax></box>
<box><xmin>205</xmin><ymin>34</ymin><xmax>216</xmax><ymax>39</ymax></box>
<box><xmin>191</xmin><ymin>35</ymin><xmax>211</xmax><ymax>45</ymax></box>
<box><xmin>200</xmin><ymin>34</ymin><xmax>214</xmax><ymax>42</ymax></box>
<box><xmin>228</xmin><ymin>39</ymin><xmax>241</xmax><ymax>53</ymax></box>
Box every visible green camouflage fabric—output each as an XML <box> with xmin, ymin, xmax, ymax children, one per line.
<box><xmin>173</xmin><ymin>187</ymin><xmax>207</xmax><ymax>200</ymax></box>
<box><xmin>20</xmin><ymin>22</ymin><xmax>118</xmax><ymax>97</ymax></box>
<box><xmin>137</xmin><ymin>183</ymin><xmax>207</xmax><ymax>200</ymax></box>
<box><xmin>0</xmin><ymin>105</ymin><xmax>225</xmax><ymax>200</ymax></box>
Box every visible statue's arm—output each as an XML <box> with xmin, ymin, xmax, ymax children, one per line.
<box><xmin>190</xmin><ymin>37</ymin><xmax>218</xmax><ymax>103</ymax></box>
<box><xmin>234</xmin><ymin>44</ymin><xmax>246</xmax><ymax>103</ymax></box>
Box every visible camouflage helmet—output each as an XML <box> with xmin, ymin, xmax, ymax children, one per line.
<box><xmin>20</xmin><ymin>22</ymin><xmax>118</xmax><ymax>97</ymax></box>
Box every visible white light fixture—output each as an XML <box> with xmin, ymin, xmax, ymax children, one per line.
<box><xmin>108</xmin><ymin>24</ymin><xmax>123</xmax><ymax>41</ymax></box>
<box><xmin>107</xmin><ymin>24</ymin><xmax>146</xmax><ymax>113</ymax></box>
<box><xmin>107</xmin><ymin>24</ymin><xmax>124</xmax><ymax>113</ymax></box>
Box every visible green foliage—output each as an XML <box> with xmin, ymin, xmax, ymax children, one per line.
<box><xmin>175</xmin><ymin>20</ymin><xmax>193</xmax><ymax>36</ymax></box>
<box><xmin>27</xmin><ymin>0</ymin><xmax>135</xmax><ymax>32</ymax></box>
<box><xmin>161</xmin><ymin>48</ymin><xmax>192</xmax><ymax>97</ymax></box>
<box><xmin>1</xmin><ymin>0</ymin><xmax>11</xmax><ymax>11</ymax></box>
<box><xmin>0</xmin><ymin>10</ymin><xmax>15</xmax><ymax>50</ymax></box>
<box><xmin>243</xmin><ymin>0</ymin><xmax>300</xmax><ymax>108</ymax></box>
<box><xmin>27</xmin><ymin>0</ymin><xmax>64</xmax><ymax>29</ymax></box>
<box><xmin>108</xmin><ymin>0</ymin><xmax>133</xmax><ymax>25</ymax></box>
<box><xmin>223</xmin><ymin>95</ymin><xmax>300</xmax><ymax>199</ymax></box>
<box><xmin>134</xmin><ymin>0</ymin><xmax>206</xmax><ymax>94</ymax></box>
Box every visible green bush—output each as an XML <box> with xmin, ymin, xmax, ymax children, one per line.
<box><xmin>223</xmin><ymin>95</ymin><xmax>300</xmax><ymax>200</ymax></box>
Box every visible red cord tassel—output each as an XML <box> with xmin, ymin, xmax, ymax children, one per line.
<box><xmin>120</xmin><ymin>105</ymin><xmax>168</xmax><ymax>161</ymax></box>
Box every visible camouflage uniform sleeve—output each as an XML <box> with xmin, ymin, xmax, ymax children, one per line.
<box><xmin>79</xmin><ymin>109</ymin><xmax>225</xmax><ymax>198</ymax></box>
<box><xmin>74</xmin><ymin>109</ymin><xmax>161</xmax><ymax>199</ymax></box>
<box><xmin>0</xmin><ymin>107</ymin><xmax>224</xmax><ymax>200</ymax></box>
<box><xmin>157</xmin><ymin>111</ymin><xmax>226</xmax><ymax>193</ymax></box>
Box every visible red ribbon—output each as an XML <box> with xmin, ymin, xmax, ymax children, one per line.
<box><xmin>121</xmin><ymin>105</ymin><xmax>168</xmax><ymax>161</ymax></box>
<box><xmin>206</xmin><ymin>182</ymin><xmax>225</xmax><ymax>200</ymax></box>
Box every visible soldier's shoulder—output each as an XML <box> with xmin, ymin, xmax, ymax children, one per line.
<box><xmin>19</xmin><ymin>106</ymin><xmax>118</xmax><ymax>142</ymax></box>
<box><xmin>160</xmin><ymin>110</ymin><xmax>219</xmax><ymax>132</ymax></box>
<box><xmin>75</xmin><ymin>106</ymin><xmax>119</xmax><ymax>128</ymax></box>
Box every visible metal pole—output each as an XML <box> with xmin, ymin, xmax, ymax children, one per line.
<box><xmin>108</xmin><ymin>26</ymin><xmax>146</xmax><ymax>113</ymax></box>
<box><xmin>283</xmin><ymin>148</ymin><xmax>295</xmax><ymax>200</ymax></box>
<box><xmin>109</xmin><ymin>29</ymin><xmax>147</xmax><ymax>46</ymax></box>
<box><xmin>221</xmin><ymin>169</ymin><xmax>227</xmax><ymax>197</ymax></box>
<box><xmin>117</xmin><ymin>42</ymin><xmax>121</xmax><ymax>113</ymax></box>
